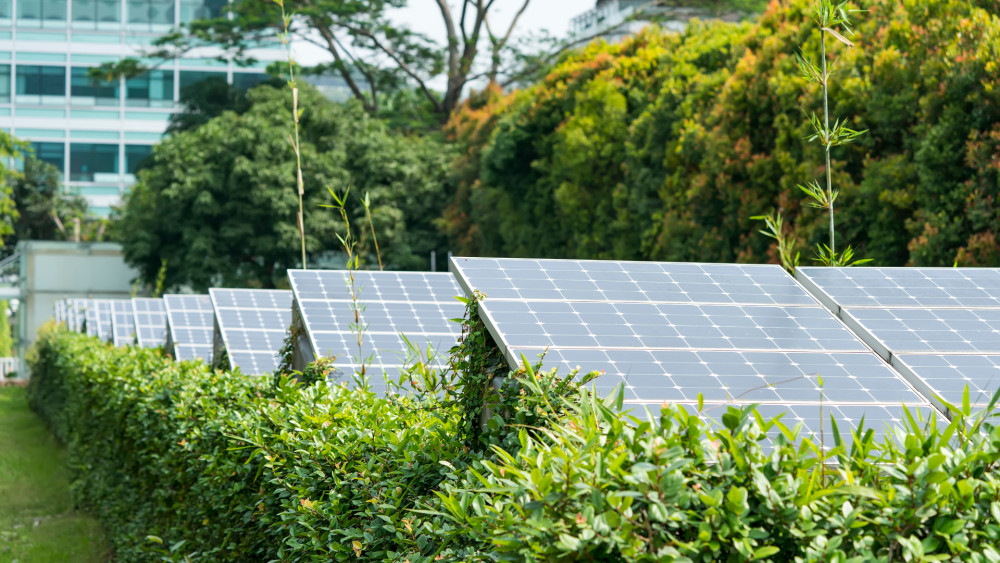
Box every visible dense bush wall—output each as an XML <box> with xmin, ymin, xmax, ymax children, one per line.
<box><xmin>27</xmin><ymin>322</ymin><xmax>1000</xmax><ymax>562</ymax></box>
<box><xmin>442</xmin><ymin>0</ymin><xmax>1000</xmax><ymax>267</ymax></box>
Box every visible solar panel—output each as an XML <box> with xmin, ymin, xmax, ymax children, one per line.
<box><xmin>55</xmin><ymin>300</ymin><xmax>66</xmax><ymax>324</ymax></box>
<box><xmin>71</xmin><ymin>299</ymin><xmax>88</xmax><ymax>333</ymax></box>
<box><xmin>111</xmin><ymin>300</ymin><xmax>135</xmax><ymax>347</ymax></box>
<box><xmin>451</xmin><ymin>258</ymin><xmax>819</xmax><ymax>305</ymax></box>
<box><xmin>288</xmin><ymin>270</ymin><xmax>465</xmax><ymax>391</ymax></box>
<box><xmin>89</xmin><ymin>300</ymin><xmax>113</xmax><ymax>342</ymax></box>
<box><xmin>796</xmin><ymin>267</ymin><xmax>1000</xmax><ymax>311</ymax></box>
<box><xmin>209</xmin><ymin>289</ymin><xmax>292</xmax><ymax>375</ymax></box>
<box><xmin>453</xmin><ymin>257</ymin><xmax>936</xmax><ymax>427</ymax></box>
<box><xmin>796</xmin><ymin>266</ymin><xmax>1000</xmax><ymax>412</ymax></box>
<box><xmin>132</xmin><ymin>298</ymin><xmax>166</xmax><ymax>348</ymax></box>
<box><xmin>163</xmin><ymin>294</ymin><xmax>214</xmax><ymax>362</ymax></box>
<box><xmin>841</xmin><ymin>308</ymin><xmax>1000</xmax><ymax>356</ymax></box>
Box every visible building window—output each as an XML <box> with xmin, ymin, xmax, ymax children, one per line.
<box><xmin>17</xmin><ymin>0</ymin><xmax>68</xmax><ymax>27</ymax></box>
<box><xmin>70</xmin><ymin>142</ymin><xmax>118</xmax><ymax>182</ymax></box>
<box><xmin>126</xmin><ymin>0</ymin><xmax>173</xmax><ymax>32</ymax></box>
<box><xmin>179</xmin><ymin>0</ymin><xmax>225</xmax><ymax>22</ymax></box>
<box><xmin>16</xmin><ymin>65</ymin><xmax>66</xmax><ymax>105</ymax></box>
<box><xmin>126</xmin><ymin>69</ymin><xmax>173</xmax><ymax>107</ymax></box>
<box><xmin>0</xmin><ymin>0</ymin><xmax>12</xmax><ymax>26</ymax></box>
<box><xmin>233</xmin><ymin>72</ymin><xmax>267</xmax><ymax>92</ymax></box>
<box><xmin>31</xmin><ymin>141</ymin><xmax>65</xmax><ymax>175</ymax></box>
<box><xmin>0</xmin><ymin>65</ymin><xmax>10</xmax><ymax>103</ymax></box>
<box><xmin>71</xmin><ymin>67</ymin><xmax>119</xmax><ymax>106</ymax></box>
<box><xmin>179</xmin><ymin>70</ymin><xmax>225</xmax><ymax>93</ymax></box>
<box><xmin>72</xmin><ymin>0</ymin><xmax>121</xmax><ymax>29</ymax></box>
<box><xmin>124</xmin><ymin>143</ymin><xmax>151</xmax><ymax>183</ymax></box>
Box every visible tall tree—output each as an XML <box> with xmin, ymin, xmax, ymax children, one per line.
<box><xmin>116</xmin><ymin>83</ymin><xmax>453</xmax><ymax>291</ymax></box>
<box><xmin>96</xmin><ymin>0</ymin><xmax>538</xmax><ymax>121</ymax></box>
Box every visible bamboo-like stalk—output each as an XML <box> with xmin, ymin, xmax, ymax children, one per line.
<box><xmin>821</xmin><ymin>25</ymin><xmax>834</xmax><ymax>254</ymax></box>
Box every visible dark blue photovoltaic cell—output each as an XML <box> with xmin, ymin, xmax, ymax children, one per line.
<box><xmin>797</xmin><ymin>267</ymin><xmax>1000</xmax><ymax>308</ymax></box>
<box><xmin>210</xmin><ymin>289</ymin><xmax>292</xmax><ymax>375</ymax></box>
<box><xmin>133</xmin><ymin>298</ymin><xmax>167</xmax><ymax>348</ymax></box>
<box><xmin>486</xmin><ymin>301</ymin><xmax>867</xmax><ymax>352</ymax></box>
<box><xmin>164</xmin><ymin>294</ymin><xmax>214</xmax><ymax>363</ymax></box>
<box><xmin>93</xmin><ymin>300</ymin><xmax>113</xmax><ymax>342</ymax></box>
<box><xmin>845</xmin><ymin>308</ymin><xmax>1000</xmax><ymax>354</ymax></box>
<box><xmin>895</xmin><ymin>354</ymin><xmax>1000</xmax><ymax>407</ymax></box>
<box><xmin>111</xmin><ymin>300</ymin><xmax>135</xmax><ymax>347</ymax></box>
<box><xmin>520</xmin><ymin>349</ymin><xmax>921</xmax><ymax>404</ymax></box>
<box><xmin>452</xmin><ymin>258</ymin><xmax>818</xmax><ymax>305</ymax></box>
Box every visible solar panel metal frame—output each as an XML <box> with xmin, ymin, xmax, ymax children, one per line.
<box><xmin>111</xmin><ymin>299</ymin><xmax>136</xmax><ymax>347</ymax></box>
<box><xmin>209</xmin><ymin>288</ymin><xmax>292</xmax><ymax>375</ymax></box>
<box><xmin>796</xmin><ymin>266</ymin><xmax>1000</xmax><ymax>411</ymax></box>
<box><xmin>132</xmin><ymin>297</ymin><xmax>167</xmax><ymax>348</ymax></box>
<box><xmin>287</xmin><ymin>269</ymin><xmax>465</xmax><ymax>387</ymax></box>
<box><xmin>451</xmin><ymin>257</ymin><xmax>936</xmax><ymax>421</ymax></box>
<box><xmin>451</xmin><ymin>257</ymin><xmax>821</xmax><ymax>306</ymax></box>
<box><xmin>163</xmin><ymin>294</ymin><xmax>215</xmax><ymax>363</ymax></box>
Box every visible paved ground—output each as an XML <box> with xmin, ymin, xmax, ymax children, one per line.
<box><xmin>0</xmin><ymin>386</ymin><xmax>110</xmax><ymax>562</ymax></box>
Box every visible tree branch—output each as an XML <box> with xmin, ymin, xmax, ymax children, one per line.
<box><xmin>314</xmin><ymin>23</ymin><xmax>376</xmax><ymax>113</ymax></box>
<box><xmin>346</xmin><ymin>25</ymin><xmax>444</xmax><ymax>114</ymax></box>
<box><xmin>434</xmin><ymin>0</ymin><xmax>461</xmax><ymax>79</ymax></box>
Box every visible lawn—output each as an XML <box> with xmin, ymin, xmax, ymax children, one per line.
<box><xmin>0</xmin><ymin>384</ymin><xmax>110</xmax><ymax>562</ymax></box>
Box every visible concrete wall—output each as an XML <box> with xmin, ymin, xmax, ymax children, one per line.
<box><xmin>17</xmin><ymin>241</ymin><xmax>141</xmax><ymax>374</ymax></box>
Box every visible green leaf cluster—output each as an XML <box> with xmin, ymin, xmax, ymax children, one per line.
<box><xmin>115</xmin><ymin>82</ymin><xmax>454</xmax><ymax>291</ymax></box>
<box><xmin>27</xmin><ymin>314</ymin><xmax>1000</xmax><ymax>563</ymax></box>
<box><xmin>443</xmin><ymin>0</ymin><xmax>1000</xmax><ymax>267</ymax></box>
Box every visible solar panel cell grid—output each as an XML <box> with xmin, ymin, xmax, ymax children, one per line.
<box><xmin>844</xmin><ymin>308</ymin><xmax>1000</xmax><ymax>355</ymax></box>
<box><xmin>209</xmin><ymin>289</ymin><xmax>292</xmax><ymax>375</ymax></box>
<box><xmin>894</xmin><ymin>354</ymin><xmax>1000</xmax><ymax>407</ymax></box>
<box><xmin>453</xmin><ymin>258</ymin><xmax>819</xmax><ymax>305</ymax></box>
<box><xmin>164</xmin><ymin>294</ymin><xmax>214</xmax><ymax>363</ymax></box>
<box><xmin>111</xmin><ymin>300</ymin><xmax>135</xmax><ymax>347</ymax></box>
<box><xmin>288</xmin><ymin>270</ymin><xmax>465</xmax><ymax>392</ymax></box>
<box><xmin>526</xmin><ymin>349</ymin><xmax>922</xmax><ymax>404</ymax></box>
<box><xmin>797</xmin><ymin>267</ymin><xmax>1000</xmax><ymax>309</ymax></box>
<box><xmin>485</xmin><ymin>301</ymin><xmax>867</xmax><ymax>352</ymax></box>
<box><xmin>133</xmin><ymin>298</ymin><xmax>167</xmax><ymax>348</ymax></box>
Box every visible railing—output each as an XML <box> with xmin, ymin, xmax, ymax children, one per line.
<box><xmin>0</xmin><ymin>357</ymin><xmax>17</xmax><ymax>377</ymax></box>
<box><xmin>0</xmin><ymin>252</ymin><xmax>19</xmax><ymax>286</ymax></box>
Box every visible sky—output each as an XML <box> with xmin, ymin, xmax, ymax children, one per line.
<box><xmin>293</xmin><ymin>0</ymin><xmax>591</xmax><ymax>74</ymax></box>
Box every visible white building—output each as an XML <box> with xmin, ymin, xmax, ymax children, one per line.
<box><xmin>570</xmin><ymin>1</ymin><xmax>742</xmax><ymax>44</ymax></box>
<box><xmin>0</xmin><ymin>0</ymin><xmax>283</xmax><ymax>215</ymax></box>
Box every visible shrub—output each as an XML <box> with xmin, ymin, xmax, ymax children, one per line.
<box><xmin>26</xmin><ymin>313</ymin><xmax>1000</xmax><ymax>563</ymax></box>
<box><xmin>442</xmin><ymin>0</ymin><xmax>1000</xmax><ymax>267</ymax></box>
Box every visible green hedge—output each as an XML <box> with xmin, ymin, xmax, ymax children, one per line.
<box><xmin>26</xmin><ymin>314</ymin><xmax>1000</xmax><ymax>562</ymax></box>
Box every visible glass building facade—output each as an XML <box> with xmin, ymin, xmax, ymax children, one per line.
<box><xmin>0</xmin><ymin>0</ymin><xmax>280</xmax><ymax>215</ymax></box>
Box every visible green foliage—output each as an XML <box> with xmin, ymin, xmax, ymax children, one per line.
<box><xmin>25</xmin><ymin>301</ymin><xmax>593</xmax><ymax>562</ymax></box>
<box><xmin>8</xmin><ymin>158</ymin><xmax>88</xmax><ymax>249</ymax></box>
<box><xmin>114</xmin><ymin>83</ymin><xmax>453</xmax><ymax>291</ymax></box>
<box><xmin>166</xmin><ymin>75</ymin><xmax>279</xmax><ymax>134</ymax></box>
<box><xmin>29</xmin><ymin>316</ymin><xmax>1000</xmax><ymax>563</ymax></box>
<box><xmin>0</xmin><ymin>300</ymin><xmax>12</xmax><ymax>357</ymax></box>
<box><xmin>444</xmin><ymin>0</ymin><xmax>1000</xmax><ymax>267</ymax></box>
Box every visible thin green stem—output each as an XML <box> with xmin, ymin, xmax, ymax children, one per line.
<box><xmin>821</xmin><ymin>26</ymin><xmax>834</xmax><ymax>254</ymax></box>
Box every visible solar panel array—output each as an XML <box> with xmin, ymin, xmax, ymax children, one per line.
<box><xmin>797</xmin><ymin>267</ymin><xmax>1000</xmax><ymax>408</ymax></box>
<box><xmin>164</xmin><ymin>294</ymin><xmax>214</xmax><ymax>362</ymax></box>
<box><xmin>87</xmin><ymin>299</ymin><xmax>113</xmax><ymax>341</ymax></box>
<box><xmin>453</xmin><ymin>258</ymin><xmax>937</xmax><ymax>439</ymax></box>
<box><xmin>133</xmin><ymin>298</ymin><xmax>167</xmax><ymax>348</ymax></box>
<box><xmin>111</xmin><ymin>300</ymin><xmax>135</xmax><ymax>347</ymax></box>
<box><xmin>210</xmin><ymin>289</ymin><xmax>292</xmax><ymax>375</ymax></box>
<box><xmin>289</xmin><ymin>270</ymin><xmax>464</xmax><ymax>391</ymax></box>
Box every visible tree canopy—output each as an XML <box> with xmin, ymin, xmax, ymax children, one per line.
<box><xmin>441</xmin><ymin>0</ymin><xmax>1000</xmax><ymax>267</ymax></box>
<box><xmin>115</xmin><ymin>83</ymin><xmax>453</xmax><ymax>291</ymax></box>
